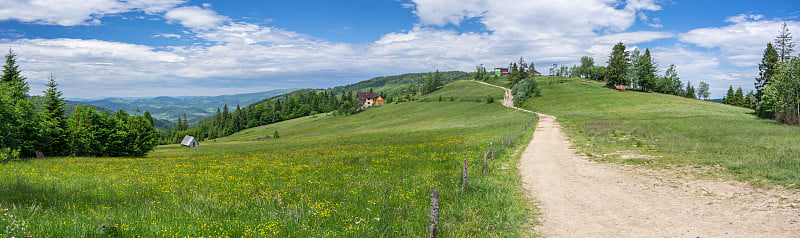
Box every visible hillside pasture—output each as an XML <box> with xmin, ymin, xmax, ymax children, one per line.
<box><xmin>0</xmin><ymin>81</ymin><xmax>537</xmax><ymax>237</ymax></box>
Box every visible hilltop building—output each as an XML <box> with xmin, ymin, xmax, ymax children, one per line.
<box><xmin>494</xmin><ymin>67</ymin><xmax>509</xmax><ymax>76</ymax></box>
<box><xmin>356</xmin><ymin>92</ymin><xmax>384</xmax><ymax>110</ymax></box>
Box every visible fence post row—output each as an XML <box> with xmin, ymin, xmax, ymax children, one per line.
<box><xmin>429</xmin><ymin>190</ymin><xmax>440</xmax><ymax>238</ymax></box>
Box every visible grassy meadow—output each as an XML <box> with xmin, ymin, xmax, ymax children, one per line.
<box><xmin>523</xmin><ymin>78</ymin><xmax>800</xmax><ymax>188</ymax></box>
<box><xmin>0</xmin><ymin>81</ymin><xmax>538</xmax><ymax>237</ymax></box>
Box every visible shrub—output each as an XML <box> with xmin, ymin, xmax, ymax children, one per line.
<box><xmin>511</xmin><ymin>77</ymin><xmax>541</xmax><ymax>106</ymax></box>
<box><xmin>0</xmin><ymin>147</ymin><xmax>20</xmax><ymax>162</ymax></box>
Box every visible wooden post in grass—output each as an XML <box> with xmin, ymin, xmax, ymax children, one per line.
<box><xmin>501</xmin><ymin>135</ymin><xmax>504</xmax><ymax>147</ymax></box>
<box><xmin>483</xmin><ymin>151</ymin><xmax>488</xmax><ymax>173</ymax></box>
<box><xmin>490</xmin><ymin>142</ymin><xmax>494</xmax><ymax>161</ymax></box>
<box><xmin>462</xmin><ymin>158</ymin><xmax>468</xmax><ymax>191</ymax></box>
<box><xmin>508</xmin><ymin>133</ymin><xmax>511</xmax><ymax>144</ymax></box>
<box><xmin>429</xmin><ymin>190</ymin><xmax>440</xmax><ymax>238</ymax></box>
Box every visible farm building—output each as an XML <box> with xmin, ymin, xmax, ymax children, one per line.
<box><xmin>181</xmin><ymin>135</ymin><xmax>199</xmax><ymax>148</ymax></box>
<box><xmin>494</xmin><ymin>67</ymin><xmax>509</xmax><ymax>76</ymax></box>
<box><xmin>357</xmin><ymin>92</ymin><xmax>383</xmax><ymax>109</ymax></box>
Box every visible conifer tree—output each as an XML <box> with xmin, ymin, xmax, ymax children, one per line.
<box><xmin>636</xmin><ymin>49</ymin><xmax>657</xmax><ymax>92</ymax></box>
<box><xmin>606</xmin><ymin>42</ymin><xmax>630</xmax><ymax>88</ymax></box>
<box><xmin>2</xmin><ymin>49</ymin><xmax>29</xmax><ymax>103</ymax></box>
<box><xmin>42</xmin><ymin>74</ymin><xmax>67</xmax><ymax>155</ymax></box>
<box><xmin>774</xmin><ymin>22</ymin><xmax>796</xmax><ymax>63</ymax></box>
<box><xmin>756</xmin><ymin>43</ymin><xmax>780</xmax><ymax>101</ymax></box>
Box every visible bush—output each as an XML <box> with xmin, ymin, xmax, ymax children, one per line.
<box><xmin>486</xmin><ymin>95</ymin><xmax>495</xmax><ymax>103</ymax></box>
<box><xmin>511</xmin><ymin>77</ymin><xmax>541</xmax><ymax>106</ymax></box>
<box><xmin>0</xmin><ymin>147</ymin><xmax>20</xmax><ymax>162</ymax></box>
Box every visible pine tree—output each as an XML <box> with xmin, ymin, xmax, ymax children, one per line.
<box><xmin>723</xmin><ymin>86</ymin><xmax>735</xmax><ymax>105</ymax></box>
<box><xmin>684</xmin><ymin>81</ymin><xmax>696</xmax><ymax>99</ymax></box>
<box><xmin>756</xmin><ymin>43</ymin><xmax>780</xmax><ymax>101</ymax></box>
<box><xmin>774</xmin><ymin>22</ymin><xmax>796</xmax><ymax>63</ymax></box>
<box><xmin>636</xmin><ymin>49</ymin><xmax>657</xmax><ymax>92</ymax></box>
<box><xmin>733</xmin><ymin>87</ymin><xmax>745</xmax><ymax>106</ymax></box>
<box><xmin>2</xmin><ymin>49</ymin><xmax>29</xmax><ymax>103</ymax></box>
<box><xmin>606</xmin><ymin>42</ymin><xmax>630</xmax><ymax>88</ymax></box>
<box><xmin>42</xmin><ymin>74</ymin><xmax>67</xmax><ymax>155</ymax></box>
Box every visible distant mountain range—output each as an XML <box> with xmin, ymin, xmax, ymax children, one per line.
<box><xmin>68</xmin><ymin>89</ymin><xmax>294</xmax><ymax>123</ymax></box>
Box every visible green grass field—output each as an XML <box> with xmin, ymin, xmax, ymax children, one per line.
<box><xmin>419</xmin><ymin>80</ymin><xmax>504</xmax><ymax>102</ymax></box>
<box><xmin>522</xmin><ymin>78</ymin><xmax>800</xmax><ymax>188</ymax></box>
<box><xmin>0</xmin><ymin>81</ymin><xmax>538</xmax><ymax>237</ymax></box>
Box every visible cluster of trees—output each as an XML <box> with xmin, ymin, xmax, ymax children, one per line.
<box><xmin>419</xmin><ymin>71</ymin><xmax>444</xmax><ymax>95</ymax></box>
<box><xmin>721</xmin><ymin>86</ymin><xmax>750</xmax><ymax>108</ymax></box>
<box><xmin>159</xmin><ymin>89</ymin><xmax>366</xmax><ymax>144</ymax></box>
<box><xmin>748</xmin><ymin>22</ymin><xmax>799</xmax><ymax>124</ymax></box>
<box><xmin>597</xmin><ymin>42</ymin><xmax>709</xmax><ymax>99</ymax></box>
<box><xmin>0</xmin><ymin>50</ymin><xmax>157</xmax><ymax>160</ymax></box>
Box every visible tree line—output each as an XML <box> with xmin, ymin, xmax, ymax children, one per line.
<box><xmin>158</xmin><ymin>88</ymin><xmax>367</xmax><ymax>144</ymax></box>
<box><xmin>1</xmin><ymin>50</ymin><xmax>158</xmax><ymax>161</ymax></box>
<box><xmin>592</xmin><ymin>42</ymin><xmax>710</xmax><ymax>100</ymax></box>
<box><xmin>742</xmin><ymin>22</ymin><xmax>800</xmax><ymax>124</ymax></box>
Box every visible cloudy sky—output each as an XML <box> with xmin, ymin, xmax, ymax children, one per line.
<box><xmin>1</xmin><ymin>0</ymin><xmax>798</xmax><ymax>98</ymax></box>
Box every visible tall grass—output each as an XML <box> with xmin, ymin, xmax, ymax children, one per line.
<box><xmin>0</xmin><ymin>82</ymin><xmax>538</xmax><ymax>237</ymax></box>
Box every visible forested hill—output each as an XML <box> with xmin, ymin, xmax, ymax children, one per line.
<box><xmin>160</xmin><ymin>71</ymin><xmax>465</xmax><ymax>144</ymax></box>
<box><xmin>331</xmin><ymin>71</ymin><xmax>471</xmax><ymax>94</ymax></box>
<box><xmin>74</xmin><ymin>89</ymin><xmax>294</xmax><ymax>123</ymax></box>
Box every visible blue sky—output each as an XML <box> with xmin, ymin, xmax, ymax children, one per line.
<box><xmin>1</xmin><ymin>0</ymin><xmax>798</xmax><ymax>98</ymax></box>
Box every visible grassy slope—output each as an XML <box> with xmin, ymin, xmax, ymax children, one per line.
<box><xmin>522</xmin><ymin>78</ymin><xmax>800</xmax><ymax>188</ymax></box>
<box><xmin>0</xmin><ymin>81</ymin><xmax>538</xmax><ymax>237</ymax></box>
<box><xmin>419</xmin><ymin>80</ymin><xmax>505</xmax><ymax>102</ymax></box>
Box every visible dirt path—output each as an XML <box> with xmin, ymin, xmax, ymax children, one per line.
<box><xmin>473</xmin><ymin>81</ymin><xmax>800</xmax><ymax>237</ymax></box>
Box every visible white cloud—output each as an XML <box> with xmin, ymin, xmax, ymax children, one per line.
<box><xmin>3</xmin><ymin>0</ymin><xmax>682</xmax><ymax>98</ymax></box>
<box><xmin>0</xmin><ymin>0</ymin><xmax>184</xmax><ymax>26</ymax></box>
<box><xmin>164</xmin><ymin>6</ymin><xmax>229</xmax><ymax>30</ymax></box>
<box><xmin>153</xmin><ymin>33</ymin><xmax>181</xmax><ymax>39</ymax></box>
<box><xmin>725</xmin><ymin>14</ymin><xmax>764</xmax><ymax>24</ymax></box>
<box><xmin>679</xmin><ymin>18</ymin><xmax>800</xmax><ymax>68</ymax></box>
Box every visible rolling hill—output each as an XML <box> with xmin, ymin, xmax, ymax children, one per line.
<box><xmin>74</xmin><ymin>89</ymin><xmax>294</xmax><ymax>123</ymax></box>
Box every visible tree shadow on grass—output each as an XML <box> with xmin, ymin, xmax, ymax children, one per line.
<box><xmin>0</xmin><ymin>176</ymin><xmax>151</xmax><ymax>211</ymax></box>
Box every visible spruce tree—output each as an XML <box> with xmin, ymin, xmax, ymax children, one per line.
<box><xmin>774</xmin><ymin>22</ymin><xmax>796</xmax><ymax>63</ymax></box>
<box><xmin>636</xmin><ymin>49</ymin><xmax>657</xmax><ymax>92</ymax></box>
<box><xmin>2</xmin><ymin>49</ymin><xmax>29</xmax><ymax>103</ymax></box>
<box><xmin>723</xmin><ymin>86</ymin><xmax>735</xmax><ymax>105</ymax></box>
<box><xmin>42</xmin><ymin>74</ymin><xmax>67</xmax><ymax>155</ymax></box>
<box><xmin>756</xmin><ymin>43</ymin><xmax>780</xmax><ymax>101</ymax></box>
<box><xmin>606</xmin><ymin>42</ymin><xmax>630</xmax><ymax>88</ymax></box>
<box><xmin>684</xmin><ymin>81</ymin><xmax>696</xmax><ymax>99</ymax></box>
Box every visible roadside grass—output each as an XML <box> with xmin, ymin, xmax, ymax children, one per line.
<box><xmin>522</xmin><ymin>78</ymin><xmax>800</xmax><ymax>188</ymax></box>
<box><xmin>0</xmin><ymin>81</ymin><xmax>538</xmax><ymax>237</ymax></box>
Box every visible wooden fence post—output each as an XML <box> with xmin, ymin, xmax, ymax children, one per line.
<box><xmin>490</xmin><ymin>142</ymin><xmax>494</xmax><ymax>161</ymax></box>
<box><xmin>429</xmin><ymin>190</ymin><xmax>440</xmax><ymax>238</ymax></box>
<box><xmin>483</xmin><ymin>151</ymin><xmax>488</xmax><ymax>173</ymax></box>
<box><xmin>462</xmin><ymin>158</ymin><xmax>468</xmax><ymax>191</ymax></box>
